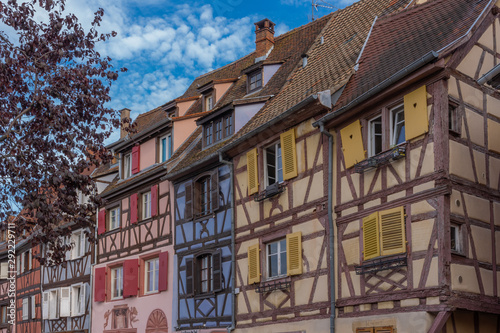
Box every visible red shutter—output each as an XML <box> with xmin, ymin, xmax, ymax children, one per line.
<box><xmin>158</xmin><ymin>252</ymin><xmax>168</xmax><ymax>292</ymax></box>
<box><xmin>130</xmin><ymin>193</ymin><xmax>138</xmax><ymax>224</ymax></box>
<box><xmin>123</xmin><ymin>259</ymin><xmax>138</xmax><ymax>298</ymax></box>
<box><xmin>151</xmin><ymin>185</ymin><xmax>158</xmax><ymax>217</ymax></box>
<box><xmin>94</xmin><ymin>267</ymin><xmax>106</xmax><ymax>302</ymax></box>
<box><xmin>131</xmin><ymin>145</ymin><xmax>140</xmax><ymax>174</ymax></box>
<box><xmin>98</xmin><ymin>210</ymin><xmax>106</xmax><ymax>235</ymax></box>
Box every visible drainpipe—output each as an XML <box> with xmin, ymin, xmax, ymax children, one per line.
<box><xmin>219</xmin><ymin>152</ymin><xmax>236</xmax><ymax>333</ymax></box>
<box><xmin>317</xmin><ymin>121</ymin><xmax>335</xmax><ymax>333</ymax></box>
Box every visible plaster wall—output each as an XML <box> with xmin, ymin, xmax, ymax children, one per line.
<box><xmin>235</xmin><ymin>317</ymin><xmax>329</xmax><ymax>333</ymax></box>
<box><xmin>234</xmin><ymin>102</ymin><xmax>265</xmax><ymax>133</ymax></box>
<box><xmin>173</xmin><ymin>118</ymin><xmax>198</xmax><ymax>151</ymax></box>
<box><xmin>262</xmin><ymin>64</ymin><xmax>281</xmax><ymax>86</ymax></box>
<box><xmin>336</xmin><ymin>311</ymin><xmax>434</xmax><ymax>333</ymax></box>
<box><xmin>177</xmin><ymin>100</ymin><xmax>196</xmax><ymax>117</ymax></box>
<box><xmin>92</xmin><ymin>244</ymin><xmax>175</xmax><ymax>333</ymax></box>
<box><xmin>140</xmin><ymin>137</ymin><xmax>156</xmax><ymax>171</ymax></box>
<box><xmin>214</xmin><ymin>82</ymin><xmax>233</xmax><ymax>102</ymax></box>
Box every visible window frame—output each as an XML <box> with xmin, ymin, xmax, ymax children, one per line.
<box><xmin>144</xmin><ymin>257</ymin><xmax>160</xmax><ymax>295</ymax></box>
<box><xmin>22</xmin><ymin>297</ymin><xmax>29</xmax><ymax>321</ymax></box>
<box><xmin>204</xmin><ymin>93</ymin><xmax>214</xmax><ymax>111</ymax></box>
<box><xmin>199</xmin><ymin>254</ymin><xmax>213</xmax><ymax>294</ymax></box>
<box><xmin>264</xmin><ymin>141</ymin><xmax>283</xmax><ymax>188</ymax></box>
<box><xmin>266</xmin><ymin>238</ymin><xmax>287</xmax><ymax>280</ymax></box>
<box><xmin>48</xmin><ymin>289</ymin><xmax>59</xmax><ymax>320</ymax></box>
<box><xmin>110</xmin><ymin>266</ymin><xmax>124</xmax><ymax>300</ymax></box>
<box><xmin>123</xmin><ymin>153</ymin><xmax>132</xmax><ymax>179</ymax></box>
<box><xmin>159</xmin><ymin>134</ymin><xmax>172</xmax><ymax>163</ymax></box>
<box><xmin>247</xmin><ymin>69</ymin><xmax>263</xmax><ymax>93</ymax></box>
<box><xmin>108</xmin><ymin>206</ymin><xmax>121</xmax><ymax>231</ymax></box>
<box><xmin>0</xmin><ymin>305</ymin><xmax>7</xmax><ymax>324</ymax></box>
<box><xmin>368</xmin><ymin>115</ymin><xmax>383</xmax><ymax>157</ymax></box>
<box><xmin>390</xmin><ymin>104</ymin><xmax>405</xmax><ymax>147</ymax></box>
<box><xmin>450</xmin><ymin>223</ymin><xmax>465</xmax><ymax>255</ymax></box>
<box><xmin>142</xmin><ymin>191</ymin><xmax>152</xmax><ymax>220</ymax></box>
<box><xmin>71</xmin><ymin>283</ymin><xmax>86</xmax><ymax>317</ymax></box>
<box><xmin>197</xmin><ymin>176</ymin><xmax>211</xmax><ymax>216</ymax></box>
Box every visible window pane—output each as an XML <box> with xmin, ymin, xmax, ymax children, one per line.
<box><xmin>266</xmin><ymin>146</ymin><xmax>276</xmax><ymax>185</ymax></box>
<box><xmin>268</xmin><ymin>253</ymin><xmax>278</xmax><ymax>277</ymax></box>
<box><xmin>161</xmin><ymin>138</ymin><xmax>167</xmax><ymax>162</ymax></box>
<box><xmin>392</xmin><ymin>106</ymin><xmax>405</xmax><ymax>145</ymax></box>
<box><xmin>276</xmin><ymin>144</ymin><xmax>283</xmax><ymax>183</ymax></box>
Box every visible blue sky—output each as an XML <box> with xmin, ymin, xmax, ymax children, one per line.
<box><xmin>63</xmin><ymin>0</ymin><xmax>356</xmax><ymax>142</ymax></box>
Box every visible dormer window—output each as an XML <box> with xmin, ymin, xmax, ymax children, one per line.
<box><xmin>123</xmin><ymin>153</ymin><xmax>131</xmax><ymax>179</ymax></box>
<box><xmin>248</xmin><ymin>70</ymin><xmax>262</xmax><ymax>93</ymax></box>
<box><xmin>205</xmin><ymin>93</ymin><xmax>214</xmax><ymax>111</ymax></box>
<box><xmin>202</xmin><ymin>111</ymin><xmax>235</xmax><ymax>148</ymax></box>
<box><xmin>160</xmin><ymin>134</ymin><xmax>172</xmax><ymax>163</ymax></box>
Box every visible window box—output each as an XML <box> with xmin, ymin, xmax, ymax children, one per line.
<box><xmin>355</xmin><ymin>254</ymin><xmax>407</xmax><ymax>275</ymax></box>
<box><xmin>354</xmin><ymin>145</ymin><xmax>406</xmax><ymax>173</ymax></box>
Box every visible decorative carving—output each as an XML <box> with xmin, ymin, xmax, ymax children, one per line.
<box><xmin>146</xmin><ymin>309</ymin><xmax>168</xmax><ymax>333</ymax></box>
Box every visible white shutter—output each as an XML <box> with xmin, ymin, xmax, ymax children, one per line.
<box><xmin>16</xmin><ymin>255</ymin><xmax>20</xmax><ymax>274</ymax></box>
<box><xmin>65</xmin><ymin>236</ymin><xmax>71</xmax><ymax>261</ymax></box>
<box><xmin>59</xmin><ymin>287</ymin><xmax>71</xmax><ymax>317</ymax></box>
<box><xmin>79</xmin><ymin>284</ymin><xmax>86</xmax><ymax>315</ymax></box>
<box><xmin>28</xmin><ymin>249</ymin><xmax>32</xmax><ymax>270</ymax></box>
<box><xmin>79</xmin><ymin>230</ymin><xmax>86</xmax><ymax>258</ymax></box>
<box><xmin>42</xmin><ymin>292</ymin><xmax>49</xmax><ymax>319</ymax></box>
<box><xmin>22</xmin><ymin>298</ymin><xmax>28</xmax><ymax>320</ymax></box>
<box><xmin>70</xmin><ymin>234</ymin><xmax>78</xmax><ymax>260</ymax></box>
<box><xmin>31</xmin><ymin>295</ymin><xmax>36</xmax><ymax>319</ymax></box>
<box><xmin>49</xmin><ymin>289</ymin><xmax>59</xmax><ymax>319</ymax></box>
<box><xmin>0</xmin><ymin>262</ymin><xmax>8</xmax><ymax>279</ymax></box>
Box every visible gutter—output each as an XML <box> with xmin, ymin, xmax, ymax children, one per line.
<box><xmin>219</xmin><ymin>152</ymin><xmax>236</xmax><ymax>333</ymax></box>
<box><xmin>477</xmin><ymin>62</ymin><xmax>500</xmax><ymax>85</ymax></box>
<box><xmin>314</xmin><ymin>121</ymin><xmax>335</xmax><ymax>333</ymax></box>
<box><xmin>313</xmin><ymin>51</ymin><xmax>438</xmax><ymax>127</ymax></box>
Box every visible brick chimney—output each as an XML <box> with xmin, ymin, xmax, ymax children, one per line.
<box><xmin>120</xmin><ymin>108</ymin><xmax>130</xmax><ymax>139</ymax></box>
<box><xmin>254</xmin><ymin>19</ymin><xmax>275</xmax><ymax>58</ymax></box>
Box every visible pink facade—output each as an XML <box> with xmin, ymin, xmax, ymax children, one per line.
<box><xmin>139</xmin><ymin>138</ymin><xmax>157</xmax><ymax>171</ymax></box>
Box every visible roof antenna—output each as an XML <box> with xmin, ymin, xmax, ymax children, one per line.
<box><xmin>311</xmin><ymin>0</ymin><xmax>336</xmax><ymax>21</ymax></box>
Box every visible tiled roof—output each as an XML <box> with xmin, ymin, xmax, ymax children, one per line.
<box><xmin>335</xmin><ymin>0</ymin><xmax>491</xmax><ymax>109</ymax></box>
<box><xmin>233</xmin><ymin>0</ymin><xmax>412</xmax><ymax>140</ymax></box>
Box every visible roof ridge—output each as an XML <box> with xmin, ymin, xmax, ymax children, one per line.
<box><xmin>376</xmin><ymin>0</ymin><xmax>445</xmax><ymax>24</ymax></box>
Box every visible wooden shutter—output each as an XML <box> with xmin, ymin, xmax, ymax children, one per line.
<box><xmin>42</xmin><ymin>292</ymin><xmax>49</xmax><ymax>319</ymax></box>
<box><xmin>375</xmin><ymin>327</ymin><xmax>394</xmax><ymax>333</ymax></box>
<box><xmin>59</xmin><ymin>287</ymin><xmax>71</xmax><ymax>317</ymax></box>
<box><xmin>79</xmin><ymin>284</ymin><xmax>86</xmax><ymax>316</ymax></box>
<box><xmin>363</xmin><ymin>212</ymin><xmax>380</xmax><ymax>260</ymax></box>
<box><xmin>158</xmin><ymin>252</ymin><xmax>168</xmax><ymax>292</ymax></box>
<box><xmin>130</xmin><ymin>193</ymin><xmax>138</xmax><ymax>224</ymax></box>
<box><xmin>184</xmin><ymin>181</ymin><xmax>193</xmax><ymax>220</ymax></box>
<box><xmin>131</xmin><ymin>145</ymin><xmax>140</xmax><ymax>174</ymax></box>
<box><xmin>404</xmin><ymin>85</ymin><xmax>428</xmax><ymax>140</ymax></box>
<box><xmin>79</xmin><ymin>230</ymin><xmax>86</xmax><ymax>258</ymax></box>
<box><xmin>211</xmin><ymin>169</ymin><xmax>220</xmax><ymax>212</ymax></box>
<box><xmin>379</xmin><ymin>207</ymin><xmax>406</xmax><ymax>256</ymax></box>
<box><xmin>94</xmin><ymin>267</ymin><xmax>106</xmax><ymax>302</ymax></box>
<box><xmin>286</xmin><ymin>232</ymin><xmax>303</xmax><ymax>276</ymax></box>
<box><xmin>98</xmin><ymin>209</ymin><xmax>106</xmax><ymax>235</ymax></box>
<box><xmin>247</xmin><ymin>243</ymin><xmax>261</xmax><ymax>284</ymax></box>
<box><xmin>123</xmin><ymin>259</ymin><xmax>138</xmax><ymax>298</ymax></box>
<box><xmin>280</xmin><ymin>128</ymin><xmax>298</xmax><ymax>180</ymax></box>
<box><xmin>247</xmin><ymin>148</ymin><xmax>259</xmax><ymax>195</ymax></box>
<box><xmin>185</xmin><ymin>258</ymin><xmax>194</xmax><ymax>296</ymax></box>
<box><xmin>356</xmin><ymin>328</ymin><xmax>374</xmax><ymax>333</ymax></box>
<box><xmin>31</xmin><ymin>295</ymin><xmax>36</xmax><ymax>319</ymax></box>
<box><xmin>22</xmin><ymin>298</ymin><xmax>28</xmax><ymax>320</ymax></box>
<box><xmin>340</xmin><ymin>120</ymin><xmax>365</xmax><ymax>169</ymax></box>
<box><xmin>212</xmin><ymin>250</ymin><xmax>223</xmax><ymax>292</ymax></box>
<box><xmin>151</xmin><ymin>184</ymin><xmax>158</xmax><ymax>217</ymax></box>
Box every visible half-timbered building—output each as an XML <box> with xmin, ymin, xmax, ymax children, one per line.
<box><xmin>314</xmin><ymin>0</ymin><xmax>500</xmax><ymax>331</ymax></box>
<box><xmin>15</xmin><ymin>238</ymin><xmax>42</xmax><ymax>333</ymax></box>
<box><xmin>216</xmin><ymin>1</ymin><xmax>412</xmax><ymax>332</ymax></box>
<box><xmin>0</xmin><ymin>229</ymin><xmax>12</xmax><ymax>333</ymax></box>
<box><xmin>91</xmin><ymin>106</ymin><xmax>185</xmax><ymax>333</ymax></box>
<box><xmin>165</xmin><ymin>14</ymin><xmax>342</xmax><ymax>332</ymax></box>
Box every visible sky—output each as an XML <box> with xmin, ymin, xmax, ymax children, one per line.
<box><xmin>58</xmin><ymin>0</ymin><xmax>356</xmax><ymax>142</ymax></box>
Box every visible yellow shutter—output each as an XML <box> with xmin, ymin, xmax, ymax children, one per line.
<box><xmin>248</xmin><ymin>243</ymin><xmax>261</xmax><ymax>284</ymax></box>
<box><xmin>362</xmin><ymin>212</ymin><xmax>380</xmax><ymax>260</ymax></box>
<box><xmin>280</xmin><ymin>128</ymin><xmax>298</xmax><ymax>180</ymax></box>
<box><xmin>286</xmin><ymin>232</ymin><xmax>302</xmax><ymax>276</ymax></box>
<box><xmin>379</xmin><ymin>207</ymin><xmax>406</xmax><ymax>256</ymax></box>
<box><xmin>404</xmin><ymin>85</ymin><xmax>428</xmax><ymax>140</ymax></box>
<box><xmin>375</xmin><ymin>328</ymin><xmax>393</xmax><ymax>333</ymax></box>
<box><xmin>356</xmin><ymin>329</ymin><xmax>374</xmax><ymax>333</ymax></box>
<box><xmin>246</xmin><ymin>148</ymin><xmax>259</xmax><ymax>195</ymax></box>
<box><xmin>340</xmin><ymin>120</ymin><xmax>365</xmax><ymax>169</ymax></box>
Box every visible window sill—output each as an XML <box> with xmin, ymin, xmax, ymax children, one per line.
<box><xmin>354</xmin><ymin>144</ymin><xmax>406</xmax><ymax>174</ymax></box>
<box><xmin>253</xmin><ymin>182</ymin><xmax>286</xmax><ymax>202</ymax></box>
<box><xmin>142</xmin><ymin>290</ymin><xmax>160</xmax><ymax>297</ymax></box>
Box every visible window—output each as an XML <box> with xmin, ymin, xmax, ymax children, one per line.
<box><xmin>368</xmin><ymin>116</ymin><xmax>382</xmax><ymax>157</ymax></box>
<box><xmin>145</xmin><ymin>258</ymin><xmax>159</xmax><ymax>294</ymax></box>
<box><xmin>31</xmin><ymin>295</ymin><xmax>35</xmax><ymax>319</ymax></box>
<box><xmin>59</xmin><ymin>287</ymin><xmax>71</xmax><ymax>317</ymax></box>
<box><xmin>390</xmin><ymin>104</ymin><xmax>405</xmax><ymax>146</ymax></box>
<box><xmin>265</xmin><ymin>142</ymin><xmax>283</xmax><ymax>187</ymax></box>
<box><xmin>160</xmin><ymin>134</ymin><xmax>172</xmax><ymax>162</ymax></box>
<box><xmin>205</xmin><ymin>124</ymin><xmax>213</xmax><ymax>146</ymax></box>
<box><xmin>198</xmin><ymin>177</ymin><xmax>211</xmax><ymax>215</ymax></box>
<box><xmin>362</xmin><ymin>207</ymin><xmax>406</xmax><ymax>261</ymax></box>
<box><xmin>70</xmin><ymin>230</ymin><xmax>86</xmax><ymax>260</ymax></box>
<box><xmin>123</xmin><ymin>153</ymin><xmax>131</xmax><ymax>179</ymax></box>
<box><xmin>0</xmin><ymin>262</ymin><xmax>8</xmax><ymax>279</ymax></box>
<box><xmin>22</xmin><ymin>298</ymin><xmax>28</xmax><ymax>320</ymax></box>
<box><xmin>247</xmin><ymin>232</ymin><xmax>303</xmax><ymax>284</ymax></box>
<box><xmin>224</xmin><ymin>113</ymin><xmax>233</xmax><ymax>137</ymax></box>
<box><xmin>205</xmin><ymin>93</ymin><xmax>214</xmax><ymax>111</ymax></box>
<box><xmin>17</xmin><ymin>250</ymin><xmax>32</xmax><ymax>274</ymax></box>
<box><xmin>451</xmin><ymin>224</ymin><xmax>463</xmax><ymax>254</ymax></box>
<box><xmin>111</xmin><ymin>266</ymin><xmax>123</xmax><ymax>299</ymax></box>
<box><xmin>449</xmin><ymin>103</ymin><xmax>459</xmax><ymax>133</ymax></box>
<box><xmin>142</xmin><ymin>192</ymin><xmax>152</xmax><ymax>220</ymax></box>
<box><xmin>0</xmin><ymin>305</ymin><xmax>7</xmax><ymax>324</ymax></box>
<box><xmin>266</xmin><ymin>239</ymin><xmax>287</xmax><ymax>279</ymax></box>
<box><xmin>109</xmin><ymin>207</ymin><xmax>120</xmax><ymax>231</ymax></box>
<box><xmin>71</xmin><ymin>284</ymin><xmax>86</xmax><ymax>316</ymax></box>
<box><xmin>215</xmin><ymin>119</ymin><xmax>222</xmax><ymax>142</ymax></box>
<box><xmin>356</xmin><ymin>327</ymin><xmax>394</xmax><ymax>333</ymax></box>
<box><xmin>48</xmin><ymin>289</ymin><xmax>59</xmax><ymax>319</ymax></box>
<box><xmin>248</xmin><ymin>70</ymin><xmax>262</xmax><ymax>92</ymax></box>
<box><xmin>185</xmin><ymin>251</ymin><xmax>222</xmax><ymax>296</ymax></box>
